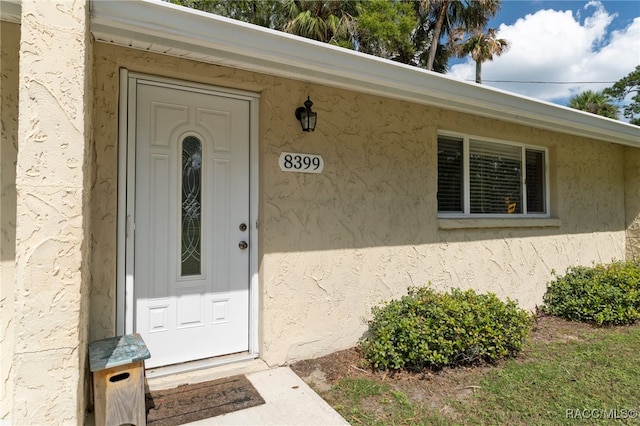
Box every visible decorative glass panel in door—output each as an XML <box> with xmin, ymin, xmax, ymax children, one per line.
<box><xmin>181</xmin><ymin>136</ymin><xmax>202</xmax><ymax>276</ymax></box>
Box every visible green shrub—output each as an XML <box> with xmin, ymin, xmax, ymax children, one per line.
<box><xmin>359</xmin><ymin>287</ymin><xmax>533</xmax><ymax>371</ymax></box>
<box><xmin>542</xmin><ymin>260</ymin><xmax>640</xmax><ymax>325</ymax></box>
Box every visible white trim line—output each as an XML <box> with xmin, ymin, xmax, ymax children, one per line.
<box><xmin>249</xmin><ymin>95</ymin><xmax>260</xmax><ymax>355</ymax></box>
<box><xmin>146</xmin><ymin>353</ymin><xmax>258</xmax><ymax>379</ymax></box>
<box><xmin>438</xmin><ymin>218</ymin><xmax>562</xmax><ymax>230</ymax></box>
<box><xmin>116</xmin><ymin>68</ymin><xmax>128</xmax><ymax>335</ymax></box>
<box><xmin>125</xmin><ymin>76</ymin><xmax>138</xmax><ymax>335</ymax></box>
<box><xmin>131</xmin><ymin>73</ymin><xmax>261</xmax><ymax>101</ymax></box>
<box><xmin>90</xmin><ymin>0</ymin><xmax>639</xmax><ymax>147</ymax></box>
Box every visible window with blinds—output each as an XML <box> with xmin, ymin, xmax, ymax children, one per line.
<box><xmin>437</xmin><ymin>136</ymin><xmax>463</xmax><ymax>212</ymax></box>
<box><xmin>437</xmin><ymin>134</ymin><xmax>548</xmax><ymax>217</ymax></box>
<box><xmin>470</xmin><ymin>139</ymin><xmax>522</xmax><ymax>214</ymax></box>
<box><xmin>526</xmin><ymin>149</ymin><xmax>546</xmax><ymax>213</ymax></box>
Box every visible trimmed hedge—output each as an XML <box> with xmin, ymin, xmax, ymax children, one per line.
<box><xmin>542</xmin><ymin>260</ymin><xmax>640</xmax><ymax>325</ymax></box>
<box><xmin>359</xmin><ymin>287</ymin><xmax>533</xmax><ymax>371</ymax></box>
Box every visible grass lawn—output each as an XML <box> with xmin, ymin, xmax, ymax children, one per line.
<box><xmin>291</xmin><ymin>316</ymin><xmax>640</xmax><ymax>425</ymax></box>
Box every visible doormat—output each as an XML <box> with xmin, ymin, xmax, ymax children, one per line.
<box><xmin>145</xmin><ymin>375</ymin><xmax>265</xmax><ymax>426</ymax></box>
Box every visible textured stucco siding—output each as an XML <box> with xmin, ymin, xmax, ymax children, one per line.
<box><xmin>260</xmin><ymin>114</ymin><xmax>627</xmax><ymax>363</ymax></box>
<box><xmin>1</xmin><ymin>20</ymin><xmax>20</xmax><ymax>422</ymax></box>
<box><xmin>91</xmin><ymin>43</ymin><xmax>629</xmax><ymax>368</ymax></box>
<box><xmin>626</xmin><ymin>147</ymin><xmax>640</xmax><ymax>259</ymax></box>
<box><xmin>12</xmin><ymin>1</ymin><xmax>93</xmax><ymax>424</ymax></box>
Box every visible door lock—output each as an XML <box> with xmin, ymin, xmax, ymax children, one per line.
<box><xmin>239</xmin><ymin>223</ymin><xmax>247</xmax><ymax>232</ymax></box>
<box><xmin>238</xmin><ymin>241</ymin><xmax>248</xmax><ymax>250</ymax></box>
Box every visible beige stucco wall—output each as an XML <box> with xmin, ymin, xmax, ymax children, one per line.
<box><xmin>90</xmin><ymin>42</ymin><xmax>628</xmax><ymax>369</ymax></box>
<box><xmin>0</xmin><ymin>20</ymin><xmax>19</xmax><ymax>422</ymax></box>
<box><xmin>260</xmin><ymin>108</ymin><xmax>627</xmax><ymax>363</ymax></box>
<box><xmin>12</xmin><ymin>1</ymin><xmax>93</xmax><ymax>424</ymax></box>
<box><xmin>625</xmin><ymin>147</ymin><xmax>640</xmax><ymax>259</ymax></box>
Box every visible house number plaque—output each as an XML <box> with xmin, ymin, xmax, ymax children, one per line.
<box><xmin>279</xmin><ymin>152</ymin><xmax>324</xmax><ymax>174</ymax></box>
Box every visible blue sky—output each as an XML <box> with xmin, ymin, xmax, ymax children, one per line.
<box><xmin>491</xmin><ymin>0</ymin><xmax>638</xmax><ymax>28</ymax></box>
<box><xmin>448</xmin><ymin>1</ymin><xmax>640</xmax><ymax>107</ymax></box>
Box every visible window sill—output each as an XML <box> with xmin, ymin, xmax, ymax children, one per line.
<box><xmin>438</xmin><ymin>217</ymin><xmax>561</xmax><ymax>230</ymax></box>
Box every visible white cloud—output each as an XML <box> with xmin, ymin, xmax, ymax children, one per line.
<box><xmin>448</xmin><ymin>1</ymin><xmax>640</xmax><ymax>105</ymax></box>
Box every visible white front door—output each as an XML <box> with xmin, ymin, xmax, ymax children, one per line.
<box><xmin>134</xmin><ymin>81</ymin><xmax>251</xmax><ymax>368</ymax></box>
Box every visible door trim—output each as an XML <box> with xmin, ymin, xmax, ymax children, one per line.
<box><xmin>116</xmin><ymin>69</ymin><xmax>260</xmax><ymax>371</ymax></box>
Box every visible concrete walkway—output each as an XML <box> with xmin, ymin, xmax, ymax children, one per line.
<box><xmin>187</xmin><ymin>367</ymin><xmax>349</xmax><ymax>425</ymax></box>
<box><xmin>144</xmin><ymin>359</ymin><xmax>349</xmax><ymax>426</ymax></box>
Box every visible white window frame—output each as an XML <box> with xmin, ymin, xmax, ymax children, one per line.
<box><xmin>437</xmin><ymin>131</ymin><xmax>550</xmax><ymax>219</ymax></box>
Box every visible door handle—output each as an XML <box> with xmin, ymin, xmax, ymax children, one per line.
<box><xmin>238</xmin><ymin>241</ymin><xmax>248</xmax><ymax>250</ymax></box>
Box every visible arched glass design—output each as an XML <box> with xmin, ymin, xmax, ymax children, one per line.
<box><xmin>181</xmin><ymin>136</ymin><xmax>202</xmax><ymax>276</ymax></box>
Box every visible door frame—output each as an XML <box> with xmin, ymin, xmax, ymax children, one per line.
<box><xmin>116</xmin><ymin>70</ymin><xmax>260</xmax><ymax>372</ymax></box>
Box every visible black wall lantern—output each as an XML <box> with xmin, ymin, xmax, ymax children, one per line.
<box><xmin>295</xmin><ymin>96</ymin><xmax>317</xmax><ymax>132</ymax></box>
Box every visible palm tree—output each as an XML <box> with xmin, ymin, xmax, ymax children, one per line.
<box><xmin>424</xmin><ymin>0</ymin><xmax>501</xmax><ymax>71</ymax></box>
<box><xmin>568</xmin><ymin>90</ymin><xmax>618</xmax><ymax>119</ymax></box>
<box><xmin>424</xmin><ymin>0</ymin><xmax>463</xmax><ymax>71</ymax></box>
<box><xmin>281</xmin><ymin>0</ymin><xmax>359</xmax><ymax>48</ymax></box>
<box><xmin>450</xmin><ymin>27</ymin><xmax>509</xmax><ymax>83</ymax></box>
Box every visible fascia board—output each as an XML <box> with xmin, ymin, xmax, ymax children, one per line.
<box><xmin>91</xmin><ymin>0</ymin><xmax>640</xmax><ymax>147</ymax></box>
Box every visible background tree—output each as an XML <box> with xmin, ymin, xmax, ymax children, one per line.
<box><xmin>567</xmin><ymin>90</ymin><xmax>618</xmax><ymax>119</ymax></box>
<box><xmin>356</xmin><ymin>0</ymin><xmax>417</xmax><ymax>63</ymax></box>
<box><xmin>172</xmin><ymin>0</ymin><xmax>503</xmax><ymax>75</ymax></box>
<box><xmin>172</xmin><ymin>0</ymin><xmax>282</xmax><ymax>27</ymax></box>
<box><xmin>450</xmin><ymin>27</ymin><xmax>509</xmax><ymax>83</ymax></box>
<box><xmin>280</xmin><ymin>0</ymin><xmax>359</xmax><ymax>48</ymax></box>
<box><xmin>357</xmin><ymin>0</ymin><xmax>451</xmax><ymax>72</ymax></box>
<box><xmin>603</xmin><ymin>65</ymin><xmax>640</xmax><ymax>126</ymax></box>
<box><xmin>424</xmin><ymin>0</ymin><xmax>501</xmax><ymax>71</ymax></box>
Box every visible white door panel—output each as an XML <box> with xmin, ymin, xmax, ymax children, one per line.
<box><xmin>135</xmin><ymin>83</ymin><xmax>250</xmax><ymax>368</ymax></box>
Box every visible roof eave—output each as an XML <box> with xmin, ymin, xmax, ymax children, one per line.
<box><xmin>87</xmin><ymin>0</ymin><xmax>636</xmax><ymax>148</ymax></box>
